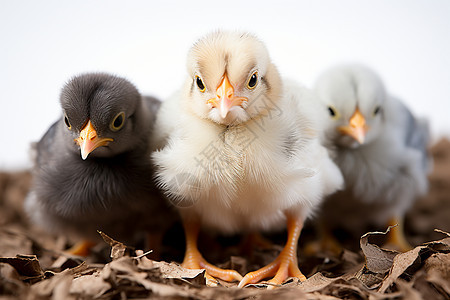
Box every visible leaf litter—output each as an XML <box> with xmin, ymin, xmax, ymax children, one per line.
<box><xmin>0</xmin><ymin>139</ymin><xmax>449</xmax><ymax>299</ymax></box>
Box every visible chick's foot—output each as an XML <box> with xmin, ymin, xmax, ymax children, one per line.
<box><xmin>239</xmin><ymin>215</ymin><xmax>306</xmax><ymax>289</ymax></box>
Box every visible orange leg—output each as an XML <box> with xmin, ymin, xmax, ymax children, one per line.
<box><xmin>181</xmin><ymin>219</ymin><xmax>243</xmax><ymax>286</ymax></box>
<box><xmin>386</xmin><ymin>216</ymin><xmax>412</xmax><ymax>252</ymax></box>
<box><xmin>66</xmin><ymin>240</ymin><xmax>96</xmax><ymax>257</ymax></box>
<box><xmin>238</xmin><ymin>215</ymin><xmax>306</xmax><ymax>289</ymax></box>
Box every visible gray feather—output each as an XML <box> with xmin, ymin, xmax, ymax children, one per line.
<box><xmin>398</xmin><ymin>100</ymin><xmax>431</xmax><ymax>171</ymax></box>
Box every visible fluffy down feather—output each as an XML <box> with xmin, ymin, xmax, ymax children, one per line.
<box><xmin>314</xmin><ymin>64</ymin><xmax>431</xmax><ymax>242</ymax></box>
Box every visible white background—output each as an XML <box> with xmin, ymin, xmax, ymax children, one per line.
<box><xmin>1</xmin><ymin>0</ymin><xmax>449</xmax><ymax>169</ymax></box>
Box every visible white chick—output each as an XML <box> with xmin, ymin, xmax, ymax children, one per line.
<box><xmin>314</xmin><ymin>64</ymin><xmax>431</xmax><ymax>251</ymax></box>
<box><xmin>152</xmin><ymin>31</ymin><xmax>343</xmax><ymax>288</ymax></box>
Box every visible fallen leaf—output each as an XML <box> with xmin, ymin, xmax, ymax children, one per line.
<box><xmin>107</xmin><ymin>256</ymin><xmax>138</xmax><ymax>275</ymax></box>
<box><xmin>378</xmin><ymin>245</ymin><xmax>423</xmax><ymax>293</ymax></box>
<box><xmin>50</xmin><ymin>255</ymin><xmax>83</xmax><ymax>271</ymax></box>
<box><xmin>434</xmin><ymin>229</ymin><xmax>450</xmax><ymax>237</ymax></box>
<box><xmin>98</xmin><ymin>231</ymin><xmax>128</xmax><ymax>260</ymax></box>
<box><xmin>360</xmin><ymin>226</ymin><xmax>400</xmax><ymax>273</ymax></box>
<box><xmin>424</xmin><ymin>236</ymin><xmax>450</xmax><ymax>252</ymax></box>
<box><xmin>152</xmin><ymin>261</ymin><xmax>206</xmax><ymax>285</ymax></box>
<box><xmin>70</xmin><ymin>271</ymin><xmax>111</xmax><ymax>298</ymax></box>
<box><xmin>355</xmin><ymin>265</ymin><xmax>385</xmax><ymax>289</ymax></box>
<box><xmin>412</xmin><ymin>269</ymin><xmax>448</xmax><ymax>300</ymax></box>
<box><xmin>27</xmin><ymin>269</ymin><xmax>73</xmax><ymax>299</ymax></box>
<box><xmin>424</xmin><ymin>253</ymin><xmax>450</xmax><ymax>295</ymax></box>
<box><xmin>119</xmin><ymin>273</ymin><xmax>191</xmax><ymax>298</ymax></box>
<box><xmin>0</xmin><ymin>262</ymin><xmax>27</xmax><ymax>297</ymax></box>
<box><xmin>134</xmin><ymin>250</ymin><xmax>157</xmax><ymax>271</ymax></box>
<box><xmin>395</xmin><ymin>279</ymin><xmax>423</xmax><ymax>300</ymax></box>
<box><xmin>0</xmin><ymin>254</ymin><xmax>44</xmax><ymax>282</ymax></box>
<box><xmin>298</xmin><ymin>272</ymin><xmax>340</xmax><ymax>293</ymax></box>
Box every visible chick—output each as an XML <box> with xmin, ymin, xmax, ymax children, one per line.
<box><xmin>152</xmin><ymin>31</ymin><xmax>343</xmax><ymax>288</ymax></box>
<box><xmin>314</xmin><ymin>64</ymin><xmax>431</xmax><ymax>252</ymax></box>
<box><xmin>25</xmin><ymin>73</ymin><xmax>172</xmax><ymax>257</ymax></box>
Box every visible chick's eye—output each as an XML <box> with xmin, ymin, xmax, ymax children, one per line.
<box><xmin>247</xmin><ymin>72</ymin><xmax>258</xmax><ymax>89</ymax></box>
<box><xmin>196</xmin><ymin>76</ymin><xmax>205</xmax><ymax>92</ymax></box>
<box><xmin>327</xmin><ymin>106</ymin><xmax>336</xmax><ymax>117</ymax></box>
<box><xmin>110</xmin><ymin>112</ymin><xmax>125</xmax><ymax>131</ymax></box>
<box><xmin>373</xmin><ymin>106</ymin><xmax>381</xmax><ymax>116</ymax></box>
<box><xmin>64</xmin><ymin>114</ymin><xmax>72</xmax><ymax>129</ymax></box>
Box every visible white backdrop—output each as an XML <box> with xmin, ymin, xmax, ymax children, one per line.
<box><xmin>1</xmin><ymin>0</ymin><xmax>449</xmax><ymax>169</ymax></box>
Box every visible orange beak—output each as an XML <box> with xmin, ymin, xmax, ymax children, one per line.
<box><xmin>338</xmin><ymin>108</ymin><xmax>369</xmax><ymax>144</ymax></box>
<box><xmin>207</xmin><ymin>74</ymin><xmax>247</xmax><ymax>119</ymax></box>
<box><xmin>74</xmin><ymin>120</ymin><xmax>113</xmax><ymax>160</ymax></box>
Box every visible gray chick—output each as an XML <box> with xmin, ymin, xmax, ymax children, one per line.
<box><xmin>25</xmin><ymin>73</ymin><xmax>173</xmax><ymax>256</ymax></box>
<box><xmin>314</xmin><ymin>64</ymin><xmax>432</xmax><ymax>252</ymax></box>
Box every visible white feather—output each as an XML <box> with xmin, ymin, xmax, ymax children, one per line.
<box><xmin>153</xmin><ymin>32</ymin><xmax>343</xmax><ymax>234</ymax></box>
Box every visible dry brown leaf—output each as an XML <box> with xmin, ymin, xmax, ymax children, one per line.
<box><xmin>395</xmin><ymin>279</ymin><xmax>423</xmax><ymax>300</ymax></box>
<box><xmin>306</xmin><ymin>294</ymin><xmax>342</xmax><ymax>300</ymax></box>
<box><xmin>119</xmin><ymin>273</ymin><xmax>191</xmax><ymax>298</ymax></box>
<box><xmin>297</xmin><ymin>272</ymin><xmax>340</xmax><ymax>293</ymax></box>
<box><xmin>27</xmin><ymin>269</ymin><xmax>73</xmax><ymax>299</ymax></box>
<box><xmin>424</xmin><ymin>253</ymin><xmax>450</xmax><ymax>295</ymax></box>
<box><xmin>423</xmin><ymin>236</ymin><xmax>450</xmax><ymax>252</ymax></box>
<box><xmin>0</xmin><ymin>254</ymin><xmax>44</xmax><ymax>282</ymax></box>
<box><xmin>412</xmin><ymin>270</ymin><xmax>448</xmax><ymax>300</ymax></box>
<box><xmin>355</xmin><ymin>265</ymin><xmax>385</xmax><ymax>289</ymax></box>
<box><xmin>360</xmin><ymin>227</ymin><xmax>400</xmax><ymax>273</ymax></box>
<box><xmin>378</xmin><ymin>235</ymin><xmax>450</xmax><ymax>295</ymax></box>
<box><xmin>378</xmin><ymin>245</ymin><xmax>424</xmax><ymax>293</ymax></box>
<box><xmin>152</xmin><ymin>261</ymin><xmax>206</xmax><ymax>285</ymax></box>
<box><xmin>69</xmin><ymin>271</ymin><xmax>111</xmax><ymax>298</ymax></box>
<box><xmin>49</xmin><ymin>255</ymin><xmax>83</xmax><ymax>272</ymax></box>
<box><xmin>98</xmin><ymin>231</ymin><xmax>128</xmax><ymax>260</ymax></box>
<box><xmin>0</xmin><ymin>262</ymin><xmax>27</xmax><ymax>297</ymax></box>
<box><xmin>134</xmin><ymin>250</ymin><xmax>157</xmax><ymax>271</ymax></box>
<box><xmin>105</xmin><ymin>256</ymin><xmax>138</xmax><ymax>277</ymax></box>
<box><xmin>434</xmin><ymin>229</ymin><xmax>450</xmax><ymax>237</ymax></box>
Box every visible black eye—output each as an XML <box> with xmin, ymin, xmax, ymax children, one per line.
<box><xmin>196</xmin><ymin>76</ymin><xmax>205</xmax><ymax>92</ymax></box>
<box><xmin>64</xmin><ymin>114</ymin><xmax>72</xmax><ymax>129</ymax></box>
<box><xmin>110</xmin><ymin>112</ymin><xmax>125</xmax><ymax>131</ymax></box>
<box><xmin>374</xmin><ymin>106</ymin><xmax>381</xmax><ymax>116</ymax></box>
<box><xmin>247</xmin><ymin>72</ymin><xmax>258</xmax><ymax>89</ymax></box>
<box><xmin>328</xmin><ymin>106</ymin><xmax>336</xmax><ymax>117</ymax></box>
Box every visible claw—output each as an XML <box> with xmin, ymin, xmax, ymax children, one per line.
<box><xmin>182</xmin><ymin>219</ymin><xmax>242</xmax><ymax>283</ymax></box>
<box><xmin>239</xmin><ymin>215</ymin><xmax>306</xmax><ymax>289</ymax></box>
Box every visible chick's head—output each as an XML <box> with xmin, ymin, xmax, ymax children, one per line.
<box><xmin>183</xmin><ymin>31</ymin><xmax>282</xmax><ymax>125</ymax></box>
<box><xmin>315</xmin><ymin>64</ymin><xmax>387</xmax><ymax>148</ymax></box>
<box><xmin>60</xmin><ymin>73</ymin><xmax>144</xmax><ymax>160</ymax></box>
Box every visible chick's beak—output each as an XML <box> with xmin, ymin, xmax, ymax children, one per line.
<box><xmin>75</xmin><ymin>120</ymin><xmax>113</xmax><ymax>160</ymax></box>
<box><xmin>338</xmin><ymin>108</ymin><xmax>369</xmax><ymax>144</ymax></box>
<box><xmin>207</xmin><ymin>74</ymin><xmax>247</xmax><ymax>119</ymax></box>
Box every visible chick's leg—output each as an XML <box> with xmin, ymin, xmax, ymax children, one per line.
<box><xmin>66</xmin><ymin>240</ymin><xmax>96</xmax><ymax>257</ymax></box>
<box><xmin>239</xmin><ymin>215</ymin><xmax>306</xmax><ymax>289</ymax></box>
<box><xmin>181</xmin><ymin>219</ymin><xmax>243</xmax><ymax>286</ymax></box>
<box><xmin>386</xmin><ymin>216</ymin><xmax>412</xmax><ymax>252</ymax></box>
